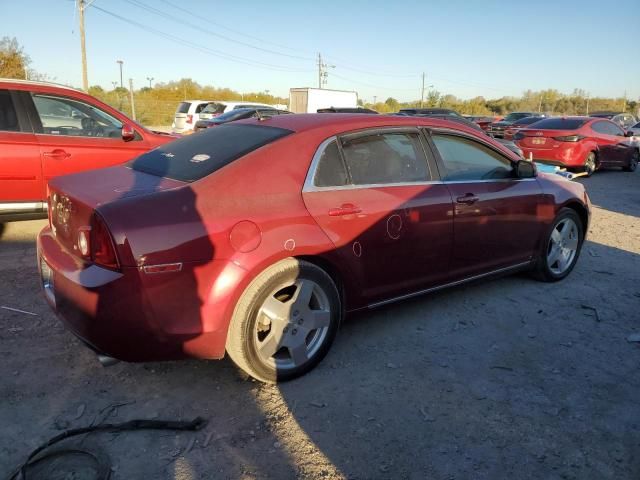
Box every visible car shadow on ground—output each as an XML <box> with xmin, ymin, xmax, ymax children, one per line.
<box><xmin>2</xmin><ymin>238</ymin><xmax>639</xmax><ymax>479</ymax></box>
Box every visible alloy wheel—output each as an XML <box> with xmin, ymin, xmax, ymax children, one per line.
<box><xmin>547</xmin><ymin>218</ymin><xmax>579</xmax><ymax>275</ymax></box>
<box><xmin>253</xmin><ymin>279</ymin><xmax>331</xmax><ymax>370</ymax></box>
<box><xmin>584</xmin><ymin>153</ymin><xmax>596</xmax><ymax>176</ymax></box>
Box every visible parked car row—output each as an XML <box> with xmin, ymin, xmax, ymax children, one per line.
<box><xmin>172</xmin><ymin>100</ymin><xmax>277</xmax><ymax>134</ymax></box>
<box><xmin>0</xmin><ymin>78</ymin><xmax>635</xmax><ymax>383</ymax></box>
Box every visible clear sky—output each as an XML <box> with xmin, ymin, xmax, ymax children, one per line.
<box><xmin>2</xmin><ymin>0</ymin><xmax>639</xmax><ymax>102</ymax></box>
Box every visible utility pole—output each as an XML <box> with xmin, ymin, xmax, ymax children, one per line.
<box><xmin>586</xmin><ymin>93</ymin><xmax>590</xmax><ymax>115</ymax></box>
<box><xmin>129</xmin><ymin>78</ymin><xmax>136</xmax><ymax>121</ymax></box>
<box><xmin>146</xmin><ymin>76</ymin><xmax>154</xmax><ymax>89</ymax></box>
<box><xmin>117</xmin><ymin>60</ymin><xmax>124</xmax><ymax>89</ymax></box>
<box><xmin>622</xmin><ymin>90</ymin><xmax>627</xmax><ymax>112</ymax></box>
<box><xmin>373</xmin><ymin>95</ymin><xmax>377</xmax><ymax>104</ymax></box>
<box><xmin>420</xmin><ymin>72</ymin><xmax>425</xmax><ymax>108</ymax></box>
<box><xmin>317</xmin><ymin>53</ymin><xmax>334</xmax><ymax>89</ymax></box>
<box><xmin>78</xmin><ymin>0</ymin><xmax>89</xmax><ymax>91</ymax></box>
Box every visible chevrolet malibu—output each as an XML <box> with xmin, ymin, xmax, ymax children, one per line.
<box><xmin>37</xmin><ymin>114</ymin><xmax>590</xmax><ymax>382</ymax></box>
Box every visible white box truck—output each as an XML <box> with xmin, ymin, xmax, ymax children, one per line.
<box><xmin>289</xmin><ymin>88</ymin><xmax>358</xmax><ymax>113</ymax></box>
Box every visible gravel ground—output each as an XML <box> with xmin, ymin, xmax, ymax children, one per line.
<box><xmin>1</xmin><ymin>169</ymin><xmax>639</xmax><ymax>479</ymax></box>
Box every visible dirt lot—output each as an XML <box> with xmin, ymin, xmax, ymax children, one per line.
<box><xmin>1</xmin><ymin>170</ymin><xmax>639</xmax><ymax>479</ymax></box>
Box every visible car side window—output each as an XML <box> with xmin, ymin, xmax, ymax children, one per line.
<box><xmin>431</xmin><ymin>134</ymin><xmax>513</xmax><ymax>181</ymax></box>
<box><xmin>340</xmin><ymin>132</ymin><xmax>430</xmax><ymax>185</ymax></box>
<box><xmin>609</xmin><ymin>122</ymin><xmax>625</xmax><ymax>136</ymax></box>
<box><xmin>32</xmin><ymin>94</ymin><xmax>123</xmax><ymax>138</ymax></box>
<box><xmin>0</xmin><ymin>90</ymin><xmax>20</xmax><ymax>132</ymax></box>
<box><xmin>592</xmin><ymin>121</ymin><xmax>609</xmax><ymax>135</ymax></box>
<box><xmin>313</xmin><ymin>140</ymin><xmax>348</xmax><ymax>187</ymax></box>
<box><xmin>195</xmin><ymin>103</ymin><xmax>209</xmax><ymax>114</ymax></box>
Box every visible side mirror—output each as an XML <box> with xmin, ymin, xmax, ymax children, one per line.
<box><xmin>122</xmin><ymin>123</ymin><xmax>136</xmax><ymax>142</ymax></box>
<box><xmin>515</xmin><ymin>160</ymin><xmax>536</xmax><ymax>178</ymax></box>
<box><xmin>624</xmin><ymin>130</ymin><xmax>634</xmax><ymax>137</ymax></box>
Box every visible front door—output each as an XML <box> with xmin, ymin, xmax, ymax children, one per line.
<box><xmin>428</xmin><ymin>131</ymin><xmax>544</xmax><ymax>280</ymax></box>
<box><xmin>27</xmin><ymin>92</ymin><xmax>150</xmax><ymax>186</ymax></box>
<box><xmin>591</xmin><ymin>120</ymin><xmax>635</xmax><ymax>167</ymax></box>
<box><xmin>302</xmin><ymin>129</ymin><xmax>453</xmax><ymax>304</ymax></box>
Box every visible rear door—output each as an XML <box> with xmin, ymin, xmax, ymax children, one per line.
<box><xmin>427</xmin><ymin>130</ymin><xmax>544</xmax><ymax>280</ymax></box>
<box><xmin>26</xmin><ymin>91</ymin><xmax>151</xmax><ymax>184</ymax></box>
<box><xmin>0</xmin><ymin>89</ymin><xmax>43</xmax><ymax>205</ymax></box>
<box><xmin>302</xmin><ymin>128</ymin><xmax>453</xmax><ymax>304</ymax></box>
<box><xmin>591</xmin><ymin>121</ymin><xmax>631</xmax><ymax>166</ymax></box>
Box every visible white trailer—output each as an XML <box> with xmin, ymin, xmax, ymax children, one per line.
<box><xmin>289</xmin><ymin>88</ymin><xmax>358</xmax><ymax>114</ymax></box>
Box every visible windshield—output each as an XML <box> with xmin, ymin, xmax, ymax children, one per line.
<box><xmin>526</xmin><ymin>118</ymin><xmax>588</xmax><ymax>130</ymax></box>
<box><xmin>130</xmin><ymin>124</ymin><xmax>292</xmax><ymax>182</ymax></box>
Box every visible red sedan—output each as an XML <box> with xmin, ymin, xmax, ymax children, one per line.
<box><xmin>37</xmin><ymin>114</ymin><xmax>590</xmax><ymax>382</ymax></box>
<box><xmin>515</xmin><ymin>117</ymin><xmax>638</xmax><ymax>176</ymax></box>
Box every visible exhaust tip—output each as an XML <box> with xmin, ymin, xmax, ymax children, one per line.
<box><xmin>97</xmin><ymin>354</ymin><xmax>120</xmax><ymax>367</ymax></box>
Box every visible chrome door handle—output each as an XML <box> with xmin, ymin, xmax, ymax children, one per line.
<box><xmin>456</xmin><ymin>194</ymin><xmax>479</xmax><ymax>205</ymax></box>
<box><xmin>328</xmin><ymin>203</ymin><xmax>362</xmax><ymax>216</ymax></box>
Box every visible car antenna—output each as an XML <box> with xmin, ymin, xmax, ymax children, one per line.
<box><xmin>255</xmin><ymin>109</ymin><xmax>265</xmax><ymax>121</ymax></box>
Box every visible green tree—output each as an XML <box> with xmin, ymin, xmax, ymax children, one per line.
<box><xmin>0</xmin><ymin>37</ymin><xmax>30</xmax><ymax>79</ymax></box>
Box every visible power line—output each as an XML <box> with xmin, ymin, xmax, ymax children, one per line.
<box><xmin>124</xmin><ymin>0</ymin><xmax>315</xmax><ymax>62</ymax></box>
<box><xmin>91</xmin><ymin>5</ymin><xmax>313</xmax><ymax>73</ymax></box>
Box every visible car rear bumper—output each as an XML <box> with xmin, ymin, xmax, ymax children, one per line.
<box><xmin>37</xmin><ymin>227</ymin><xmax>228</xmax><ymax>363</ymax></box>
<box><xmin>519</xmin><ymin>144</ymin><xmax>588</xmax><ymax>168</ymax></box>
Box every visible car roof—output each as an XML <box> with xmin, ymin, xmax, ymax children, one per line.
<box><xmin>237</xmin><ymin>113</ymin><xmax>493</xmax><ymax>136</ymax></box>
<box><xmin>0</xmin><ymin>78</ymin><xmax>81</xmax><ymax>92</ymax></box>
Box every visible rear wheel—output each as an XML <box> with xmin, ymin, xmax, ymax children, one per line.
<box><xmin>623</xmin><ymin>149</ymin><xmax>638</xmax><ymax>172</ymax></box>
<box><xmin>583</xmin><ymin>152</ymin><xmax>597</xmax><ymax>177</ymax></box>
<box><xmin>532</xmin><ymin>208</ymin><xmax>584</xmax><ymax>282</ymax></box>
<box><xmin>226</xmin><ymin>258</ymin><xmax>341</xmax><ymax>383</ymax></box>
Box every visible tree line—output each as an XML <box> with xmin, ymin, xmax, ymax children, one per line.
<box><xmin>2</xmin><ymin>36</ymin><xmax>637</xmax><ymax>126</ymax></box>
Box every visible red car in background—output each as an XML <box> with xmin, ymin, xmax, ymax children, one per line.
<box><xmin>0</xmin><ymin>79</ymin><xmax>175</xmax><ymax>227</ymax></box>
<box><xmin>38</xmin><ymin>114</ymin><xmax>590</xmax><ymax>383</ymax></box>
<box><xmin>515</xmin><ymin>116</ymin><xmax>638</xmax><ymax>176</ymax></box>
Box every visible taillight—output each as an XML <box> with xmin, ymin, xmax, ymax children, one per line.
<box><xmin>186</xmin><ymin>114</ymin><xmax>193</xmax><ymax>124</ymax></box>
<box><xmin>90</xmin><ymin>214</ymin><xmax>119</xmax><ymax>270</ymax></box>
<box><xmin>553</xmin><ymin>135</ymin><xmax>585</xmax><ymax>142</ymax></box>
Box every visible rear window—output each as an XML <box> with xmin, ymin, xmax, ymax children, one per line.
<box><xmin>517</xmin><ymin>116</ymin><xmax>544</xmax><ymax>125</ymax></box>
<box><xmin>130</xmin><ymin>124</ymin><xmax>292</xmax><ymax>182</ymax></box>
<box><xmin>527</xmin><ymin>118</ymin><xmax>588</xmax><ymax>130</ymax></box>
<box><xmin>176</xmin><ymin>102</ymin><xmax>191</xmax><ymax>114</ymax></box>
<box><xmin>503</xmin><ymin>113</ymin><xmax>532</xmax><ymax>122</ymax></box>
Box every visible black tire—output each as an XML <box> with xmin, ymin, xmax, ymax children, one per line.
<box><xmin>583</xmin><ymin>151</ymin><xmax>597</xmax><ymax>177</ymax></box>
<box><xmin>623</xmin><ymin>149</ymin><xmax>638</xmax><ymax>172</ymax></box>
<box><xmin>0</xmin><ymin>223</ymin><xmax>5</xmax><ymax>239</ymax></box>
<box><xmin>226</xmin><ymin>258</ymin><xmax>341</xmax><ymax>383</ymax></box>
<box><xmin>532</xmin><ymin>208</ymin><xmax>584</xmax><ymax>282</ymax></box>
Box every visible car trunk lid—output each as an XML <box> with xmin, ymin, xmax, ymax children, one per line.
<box><xmin>47</xmin><ymin>166</ymin><xmax>186</xmax><ymax>260</ymax></box>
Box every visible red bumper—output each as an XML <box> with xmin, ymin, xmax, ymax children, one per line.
<box><xmin>518</xmin><ymin>143</ymin><xmax>589</xmax><ymax>168</ymax></box>
<box><xmin>37</xmin><ymin>227</ymin><xmax>229</xmax><ymax>362</ymax></box>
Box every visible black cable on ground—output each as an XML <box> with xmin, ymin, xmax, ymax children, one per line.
<box><xmin>7</xmin><ymin>417</ymin><xmax>207</xmax><ymax>480</ymax></box>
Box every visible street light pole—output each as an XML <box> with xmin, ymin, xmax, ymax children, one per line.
<box><xmin>117</xmin><ymin>60</ymin><xmax>124</xmax><ymax>89</ymax></box>
<box><xmin>146</xmin><ymin>77</ymin><xmax>154</xmax><ymax>89</ymax></box>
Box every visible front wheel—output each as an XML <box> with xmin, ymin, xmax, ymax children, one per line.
<box><xmin>583</xmin><ymin>152</ymin><xmax>597</xmax><ymax>177</ymax></box>
<box><xmin>226</xmin><ymin>258</ymin><xmax>341</xmax><ymax>383</ymax></box>
<box><xmin>532</xmin><ymin>208</ymin><xmax>584</xmax><ymax>282</ymax></box>
<box><xmin>623</xmin><ymin>150</ymin><xmax>638</xmax><ymax>172</ymax></box>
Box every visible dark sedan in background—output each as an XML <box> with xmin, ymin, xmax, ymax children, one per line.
<box><xmin>488</xmin><ymin>112</ymin><xmax>543</xmax><ymax>138</ymax></box>
<box><xmin>194</xmin><ymin>107</ymin><xmax>290</xmax><ymax>131</ymax></box>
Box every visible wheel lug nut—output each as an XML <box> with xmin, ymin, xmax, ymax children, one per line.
<box><xmin>293</xmin><ymin>310</ymin><xmax>299</xmax><ymax>317</ymax></box>
<box><xmin>298</xmin><ymin>319</ymin><xmax>304</xmax><ymax>325</ymax></box>
<box><xmin>292</xmin><ymin>329</ymin><xmax>297</xmax><ymax>335</ymax></box>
